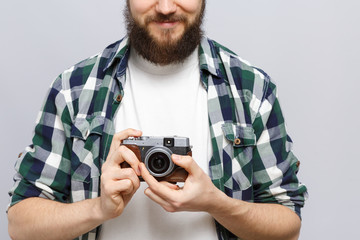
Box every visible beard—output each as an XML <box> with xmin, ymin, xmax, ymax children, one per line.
<box><xmin>124</xmin><ymin>2</ymin><xmax>205</xmax><ymax>65</ymax></box>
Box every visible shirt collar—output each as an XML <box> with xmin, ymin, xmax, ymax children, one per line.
<box><xmin>198</xmin><ymin>37</ymin><xmax>223</xmax><ymax>78</ymax></box>
<box><xmin>103</xmin><ymin>36</ymin><xmax>223</xmax><ymax>81</ymax></box>
<box><xmin>103</xmin><ymin>37</ymin><xmax>131</xmax><ymax>77</ymax></box>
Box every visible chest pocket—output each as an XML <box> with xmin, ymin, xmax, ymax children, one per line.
<box><xmin>70</xmin><ymin>116</ymin><xmax>105</xmax><ymax>183</ymax></box>
<box><xmin>221</xmin><ymin>123</ymin><xmax>257</xmax><ymax>191</ymax></box>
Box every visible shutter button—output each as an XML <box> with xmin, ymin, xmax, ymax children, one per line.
<box><xmin>234</xmin><ymin>138</ymin><xmax>241</xmax><ymax>145</ymax></box>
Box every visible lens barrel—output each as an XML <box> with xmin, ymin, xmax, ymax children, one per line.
<box><xmin>144</xmin><ymin>147</ymin><xmax>174</xmax><ymax>177</ymax></box>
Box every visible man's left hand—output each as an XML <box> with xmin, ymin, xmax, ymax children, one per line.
<box><xmin>140</xmin><ymin>154</ymin><xmax>302</xmax><ymax>240</ymax></box>
<box><xmin>140</xmin><ymin>154</ymin><xmax>225</xmax><ymax>213</ymax></box>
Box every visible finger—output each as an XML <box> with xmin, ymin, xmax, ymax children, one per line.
<box><xmin>144</xmin><ymin>188</ymin><xmax>175</xmax><ymax>212</ymax></box>
<box><xmin>140</xmin><ymin>163</ymin><xmax>178</xmax><ymax>201</ymax></box>
<box><xmin>171</xmin><ymin>154</ymin><xmax>202</xmax><ymax>176</ymax></box>
<box><xmin>107</xmin><ymin>145</ymin><xmax>141</xmax><ymax>175</ymax></box>
<box><xmin>119</xmin><ymin>179</ymin><xmax>135</xmax><ymax>195</ymax></box>
<box><xmin>103</xmin><ymin>128</ymin><xmax>142</xmax><ymax>173</ymax></box>
<box><xmin>103</xmin><ymin>167</ymin><xmax>140</xmax><ymax>190</ymax></box>
<box><xmin>123</xmin><ymin>168</ymin><xmax>141</xmax><ymax>191</ymax></box>
<box><xmin>159</xmin><ymin>181</ymin><xmax>180</xmax><ymax>190</ymax></box>
<box><xmin>108</xmin><ymin>128</ymin><xmax>142</xmax><ymax>157</ymax></box>
<box><xmin>103</xmin><ymin>179</ymin><xmax>134</xmax><ymax>197</ymax></box>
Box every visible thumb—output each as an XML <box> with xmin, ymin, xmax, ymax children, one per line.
<box><xmin>172</xmin><ymin>154</ymin><xmax>201</xmax><ymax>176</ymax></box>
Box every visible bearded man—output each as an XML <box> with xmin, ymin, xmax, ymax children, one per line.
<box><xmin>8</xmin><ymin>1</ymin><xmax>307</xmax><ymax>240</ymax></box>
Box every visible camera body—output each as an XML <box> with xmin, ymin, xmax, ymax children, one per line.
<box><xmin>121</xmin><ymin>136</ymin><xmax>191</xmax><ymax>182</ymax></box>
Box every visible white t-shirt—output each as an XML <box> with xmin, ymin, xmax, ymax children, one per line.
<box><xmin>98</xmin><ymin>48</ymin><xmax>218</xmax><ymax>240</ymax></box>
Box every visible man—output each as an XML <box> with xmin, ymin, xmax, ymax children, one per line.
<box><xmin>8</xmin><ymin>0</ymin><xmax>307</xmax><ymax>239</ymax></box>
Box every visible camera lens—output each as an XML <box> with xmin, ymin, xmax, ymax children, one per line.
<box><xmin>148</xmin><ymin>152</ymin><xmax>170</xmax><ymax>174</ymax></box>
<box><xmin>145</xmin><ymin>147</ymin><xmax>174</xmax><ymax>177</ymax></box>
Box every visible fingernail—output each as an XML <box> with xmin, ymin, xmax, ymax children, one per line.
<box><xmin>137</xmin><ymin>165</ymin><xmax>141</xmax><ymax>175</ymax></box>
<box><xmin>172</xmin><ymin>154</ymin><xmax>180</xmax><ymax>161</ymax></box>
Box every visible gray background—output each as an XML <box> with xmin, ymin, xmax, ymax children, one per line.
<box><xmin>1</xmin><ymin>0</ymin><xmax>359</xmax><ymax>239</ymax></box>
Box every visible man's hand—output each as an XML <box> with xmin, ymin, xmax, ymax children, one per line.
<box><xmin>140</xmin><ymin>154</ymin><xmax>301</xmax><ymax>240</ymax></box>
<box><xmin>98</xmin><ymin>128</ymin><xmax>142</xmax><ymax>220</ymax></box>
<box><xmin>140</xmin><ymin>154</ymin><xmax>224</xmax><ymax>212</ymax></box>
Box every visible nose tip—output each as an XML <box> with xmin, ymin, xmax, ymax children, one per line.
<box><xmin>156</xmin><ymin>0</ymin><xmax>177</xmax><ymax>15</ymax></box>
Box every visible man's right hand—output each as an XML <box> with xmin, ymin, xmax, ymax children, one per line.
<box><xmin>98</xmin><ymin>128</ymin><xmax>142</xmax><ymax>220</ymax></box>
<box><xmin>8</xmin><ymin>128</ymin><xmax>143</xmax><ymax>240</ymax></box>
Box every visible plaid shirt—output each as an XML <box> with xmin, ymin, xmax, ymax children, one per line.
<box><xmin>9</xmin><ymin>37</ymin><xmax>307</xmax><ymax>240</ymax></box>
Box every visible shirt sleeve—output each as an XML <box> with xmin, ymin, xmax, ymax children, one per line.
<box><xmin>251</xmin><ymin>80</ymin><xmax>308</xmax><ymax>218</ymax></box>
<box><xmin>8</xmin><ymin>75</ymin><xmax>73</xmax><ymax>209</ymax></box>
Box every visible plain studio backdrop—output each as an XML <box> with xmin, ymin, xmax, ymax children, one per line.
<box><xmin>1</xmin><ymin>0</ymin><xmax>359</xmax><ymax>239</ymax></box>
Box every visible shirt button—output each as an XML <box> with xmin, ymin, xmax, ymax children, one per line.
<box><xmin>85</xmin><ymin>129</ymin><xmax>90</xmax><ymax>138</ymax></box>
<box><xmin>234</xmin><ymin>138</ymin><xmax>241</xmax><ymax>145</ymax></box>
<box><xmin>116</xmin><ymin>94</ymin><xmax>123</xmax><ymax>102</ymax></box>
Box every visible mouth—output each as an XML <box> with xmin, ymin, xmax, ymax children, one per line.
<box><xmin>146</xmin><ymin>15</ymin><xmax>186</xmax><ymax>29</ymax></box>
<box><xmin>154</xmin><ymin>20</ymin><xmax>179</xmax><ymax>29</ymax></box>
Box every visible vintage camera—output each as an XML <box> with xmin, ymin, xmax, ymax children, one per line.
<box><xmin>121</xmin><ymin>136</ymin><xmax>191</xmax><ymax>182</ymax></box>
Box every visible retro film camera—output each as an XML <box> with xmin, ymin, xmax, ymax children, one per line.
<box><xmin>121</xmin><ymin>136</ymin><xmax>192</xmax><ymax>182</ymax></box>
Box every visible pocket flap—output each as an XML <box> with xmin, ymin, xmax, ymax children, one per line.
<box><xmin>222</xmin><ymin>123</ymin><xmax>256</xmax><ymax>147</ymax></box>
<box><xmin>71</xmin><ymin>116</ymin><xmax>105</xmax><ymax>140</ymax></box>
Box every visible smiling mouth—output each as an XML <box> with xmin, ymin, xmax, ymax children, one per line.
<box><xmin>154</xmin><ymin>21</ymin><xmax>179</xmax><ymax>28</ymax></box>
<box><xmin>146</xmin><ymin>14</ymin><xmax>186</xmax><ymax>28</ymax></box>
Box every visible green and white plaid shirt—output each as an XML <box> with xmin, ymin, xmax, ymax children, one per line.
<box><xmin>9</xmin><ymin>37</ymin><xmax>307</xmax><ymax>240</ymax></box>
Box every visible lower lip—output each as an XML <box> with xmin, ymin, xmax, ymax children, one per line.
<box><xmin>155</xmin><ymin>21</ymin><xmax>179</xmax><ymax>29</ymax></box>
